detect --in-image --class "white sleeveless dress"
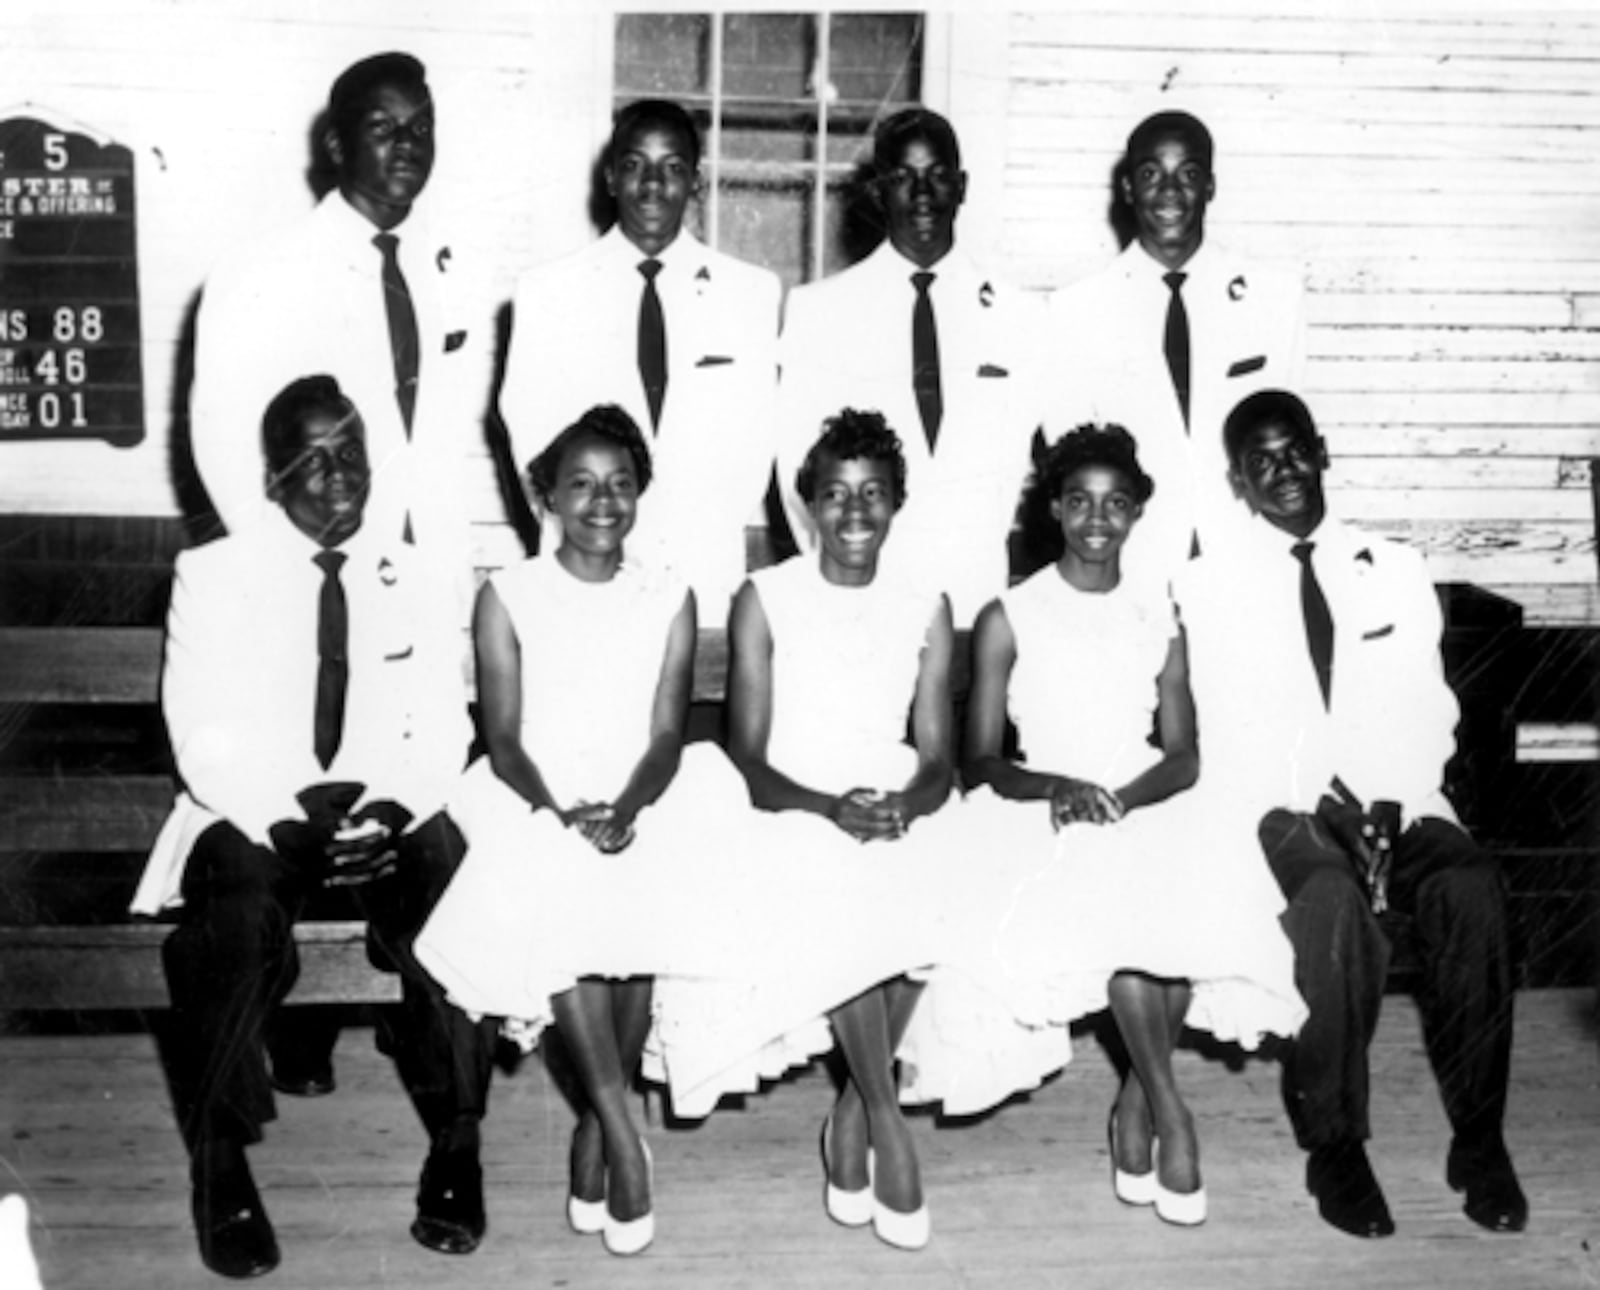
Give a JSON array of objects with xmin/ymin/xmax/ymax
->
[
  {"xmin": 415, "ymin": 556, "xmax": 748, "ymax": 1023},
  {"xmin": 897, "ymin": 567, "xmax": 1306, "ymax": 1114},
  {"xmin": 647, "ymin": 557, "xmax": 966, "ymax": 1116},
  {"xmin": 416, "ymin": 554, "xmax": 962, "ymax": 1119}
]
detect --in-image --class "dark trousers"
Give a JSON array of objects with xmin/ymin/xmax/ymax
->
[
  {"xmin": 1259, "ymin": 810, "xmax": 1514, "ymax": 1152},
  {"xmin": 161, "ymin": 812, "xmax": 497, "ymax": 1154}
]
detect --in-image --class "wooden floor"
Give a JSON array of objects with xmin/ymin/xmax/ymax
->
[{"xmin": 4, "ymin": 989, "xmax": 1598, "ymax": 1290}]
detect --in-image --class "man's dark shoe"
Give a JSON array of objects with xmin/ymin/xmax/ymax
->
[
  {"xmin": 410, "ymin": 1146, "xmax": 485, "ymax": 1255},
  {"xmin": 1306, "ymin": 1140, "xmax": 1395, "ymax": 1238},
  {"xmin": 1447, "ymin": 1134, "xmax": 1528, "ymax": 1233},
  {"xmin": 267, "ymin": 1058, "xmax": 335, "ymax": 1098},
  {"xmin": 192, "ymin": 1141, "xmax": 280, "ymax": 1278}
]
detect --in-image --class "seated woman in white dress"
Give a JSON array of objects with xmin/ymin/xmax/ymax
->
[
  {"xmin": 722, "ymin": 409, "xmax": 955, "ymax": 1251},
  {"xmin": 932, "ymin": 423, "xmax": 1304, "ymax": 1228},
  {"xmin": 416, "ymin": 404, "xmax": 696, "ymax": 1257}
]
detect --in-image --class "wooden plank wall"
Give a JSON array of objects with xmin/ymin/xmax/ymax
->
[
  {"xmin": 992, "ymin": 5, "xmax": 1600, "ymax": 625},
  {"xmin": 6, "ymin": 6, "xmax": 1599, "ymax": 623}
]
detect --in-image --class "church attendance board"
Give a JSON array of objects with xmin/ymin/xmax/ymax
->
[{"xmin": 0, "ymin": 110, "xmax": 143, "ymax": 446}]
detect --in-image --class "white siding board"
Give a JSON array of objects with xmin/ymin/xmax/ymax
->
[
  {"xmin": 1307, "ymin": 360, "xmax": 1592, "ymax": 394},
  {"xmin": 994, "ymin": 5, "xmax": 1600, "ymax": 624},
  {"xmin": 1333, "ymin": 456, "xmax": 1584, "ymax": 491},
  {"xmin": 1311, "ymin": 390, "xmax": 1600, "ymax": 427},
  {"xmin": 1312, "ymin": 328, "xmax": 1600, "ymax": 363},
  {"xmin": 4, "ymin": 5, "xmax": 1597, "ymax": 625},
  {"xmin": 1012, "ymin": 10, "xmax": 1600, "ymax": 61},
  {"xmin": 1328, "ymin": 427, "xmax": 1600, "ymax": 458},
  {"xmin": 1312, "ymin": 294, "xmax": 1576, "ymax": 329},
  {"xmin": 1330, "ymin": 488, "xmax": 1590, "ymax": 523}
]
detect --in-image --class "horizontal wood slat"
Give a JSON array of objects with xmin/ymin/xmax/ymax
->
[
  {"xmin": 0, "ymin": 777, "xmax": 174, "ymax": 852},
  {"xmin": 1517, "ymin": 723, "xmax": 1600, "ymax": 764},
  {"xmin": 0, "ymin": 921, "xmax": 397, "ymax": 1010},
  {"xmin": 0, "ymin": 627, "xmax": 163, "ymax": 704},
  {"xmin": 996, "ymin": 6, "xmax": 1600, "ymax": 626},
  {"xmin": 0, "ymin": 626, "xmax": 964, "ymax": 722}
]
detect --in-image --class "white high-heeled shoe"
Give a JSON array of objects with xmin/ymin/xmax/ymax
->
[
  {"xmin": 566, "ymin": 1193, "xmax": 606, "ymax": 1236},
  {"xmin": 868, "ymin": 1148, "xmax": 930, "ymax": 1251},
  {"xmin": 602, "ymin": 1140, "xmax": 655, "ymax": 1256},
  {"xmin": 1110, "ymin": 1112, "xmax": 1157, "ymax": 1207},
  {"xmin": 0, "ymin": 1196, "xmax": 42, "ymax": 1290},
  {"xmin": 1154, "ymin": 1179, "xmax": 1208, "ymax": 1227},
  {"xmin": 821, "ymin": 1115, "xmax": 872, "ymax": 1227},
  {"xmin": 567, "ymin": 1122, "xmax": 606, "ymax": 1234},
  {"xmin": 1151, "ymin": 1136, "xmax": 1207, "ymax": 1227}
]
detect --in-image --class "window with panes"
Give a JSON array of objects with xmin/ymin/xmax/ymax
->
[{"xmin": 614, "ymin": 12, "xmax": 925, "ymax": 289}]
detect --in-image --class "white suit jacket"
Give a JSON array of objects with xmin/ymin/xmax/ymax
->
[
  {"xmin": 189, "ymin": 194, "xmax": 489, "ymax": 594},
  {"xmin": 778, "ymin": 241, "xmax": 1048, "ymax": 627},
  {"xmin": 1049, "ymin": 241, "xmax": 1307, "ymax": 593},
  {"xmin": 500, "ymin": 228, "xmax": 781, "ymax": 618},
  {"xmin": 1177, "ymin": 513, "xmax": 1460, "ymax": 829},
  {"xmin": 132, "ymin": 513, "xmax": 473, "ymax": 913}
]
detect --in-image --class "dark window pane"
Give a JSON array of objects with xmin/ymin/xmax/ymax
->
[
  {"xmin": 719, "ymin": 170, "xmax": 814, "ymax": 289},
  {"xmin": 616, "ymin": 13, "xmax": 711, "ymax": 96},
  {"xmin": 830, "ymin": 13, "xmax": 922, "ymax": 105},
  {"xmin": 722, "ymin": 13, "xmax": 815, "ymax": 100}
]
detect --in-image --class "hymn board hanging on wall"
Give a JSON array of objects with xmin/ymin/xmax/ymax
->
[{"xmin": 0, "ymin": 109, "xmax": 144, "ymax": 446}]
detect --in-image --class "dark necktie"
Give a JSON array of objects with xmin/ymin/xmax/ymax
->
[
  {"xmin": 374, "ymin": 232, "xmax": 420, "ymax": 437},
  {"xmin": 313, "ymin": 549, "xmax": 349, "ymax": 769},
  {"xmin": 910, "ymin": 271, "xmax": 943, "ymax": 450},
  {"xmin": 1292, "ymin": 540, "xmax": 1335, "ymax": 708},
  {"xmin": 1163, "ymin": 270, "xmax": 1191, "ymax": 429},
  {"xmin": 638, "ymin": 258, "xmax": 668, "ymax": 431}
]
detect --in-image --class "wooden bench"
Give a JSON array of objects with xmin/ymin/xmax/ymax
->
[
  {"xmin": 0, "ymin": 625, "xmax": 747, "ymax": 1012},
  {"xmin": 2, "ymin": 596, "xmax": 1590, "ymax": 1014},
  {"xmin": 0, "ymin": 626, "xmax": 384, "ymax": 1008},
  {"xmin": 0, "ymin": 624, "xmax": 979, "ymax": 1013}
]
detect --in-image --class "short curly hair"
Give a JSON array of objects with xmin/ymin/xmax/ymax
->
[
  {"xmin": 1037, "ymin": 423, "xmax": 1154, "ymax": 505},
  {"xmin": 527, "ymin": 403, "xmax": 653, "ymax": 501},
  {"xmin": 795, "ymin": 408, "xmax": 908, "ymax": 510}
]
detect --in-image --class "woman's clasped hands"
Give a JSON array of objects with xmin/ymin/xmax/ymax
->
[
  {"xmin": 831, "ymin": 787, "xmax": 909, "ymax": 843},
  {"xmin": 562, "ymin": 801, "xmax": 638, "ymax": 854},
  {"xmin": 1047, "ymin": 777, "xmax": 1125, "ymax": 830}
]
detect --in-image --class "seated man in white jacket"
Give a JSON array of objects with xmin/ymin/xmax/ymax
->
[
  {"xmin": 136, "ymin": 375, "xmax": 494, "ymax": 1278},
  {"xmin": 1179, "ymin": 389, "xmax": 1525, "ymax": 1240}
]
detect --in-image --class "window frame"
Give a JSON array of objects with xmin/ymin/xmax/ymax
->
[{"xmin": 612, "ymin": 10, "xmax": 947, "ymax": 284}]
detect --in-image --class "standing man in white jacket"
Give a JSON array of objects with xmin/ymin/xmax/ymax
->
[
  {"xmin": 1050, "ymin": 111, "xmax": 1307, "ymax": 592},
  {"xmin": 188, "ymin": 51, "xmax": 487, "ymax": 603},
  {"xmin": 777, "ymin": 108, "xmax": 1048, "ymax": 628},
  {"xmin": 499, "ymin": 98, "xmax": 781, "ymax": 621}
]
